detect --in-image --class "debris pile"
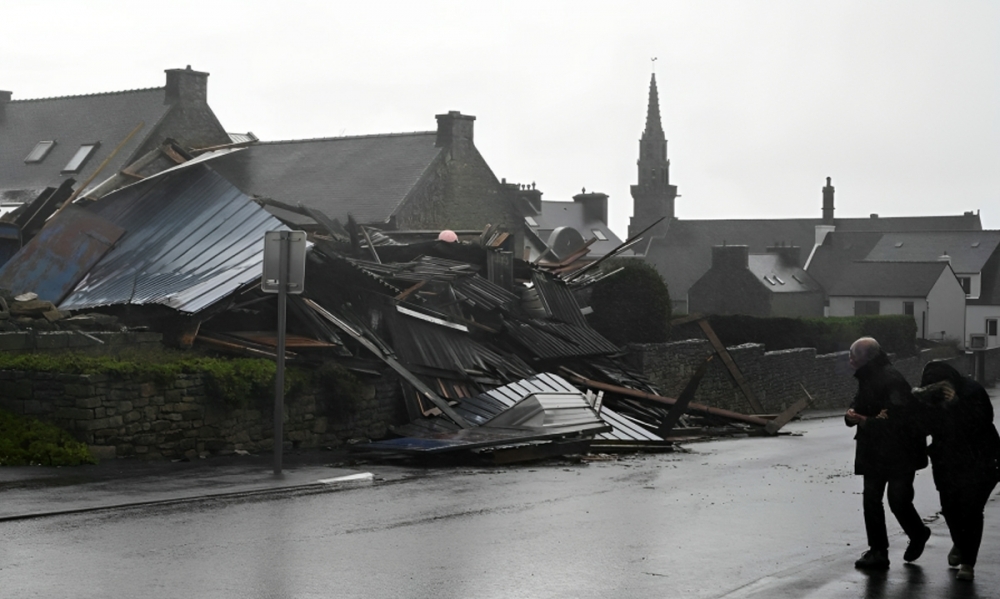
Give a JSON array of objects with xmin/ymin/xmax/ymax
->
[{"xmin": 0, "ymin": 159, "xmax": 807, "ymax": 463}]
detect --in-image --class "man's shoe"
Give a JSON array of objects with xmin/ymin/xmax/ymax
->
[
  {"xmin": 903, "ymin": 526, "xmax": 931, "ymax": 562},
  {"xmin": 855, "ymin": 549, "xmax": 890, "ymax": 570},
  {"xmin": 948, "ymin": 545, "xmax": 962, "ymax": 568},
  {"xmin": 957, "ymin": 564, "xmax": 974, "ymax": 581}
]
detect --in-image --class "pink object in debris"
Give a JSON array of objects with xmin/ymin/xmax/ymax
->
[{"xmin": 438, "ymin": 230, "xmax": 458, "ymax": 243}]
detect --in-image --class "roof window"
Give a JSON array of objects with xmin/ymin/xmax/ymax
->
[
  {"xmin": 894, "ymin": 242, "xmax": 903, "ymax": 248},
  {"xmin": 592, "ymin": 229, "xmax": 608, "ymax": 241},
  {"xmin": 972, "ymin": 241, "xmax": 981, "ymax": 248},
  {"xmin": 62, "ymin": 143, "xmax": 100, "ymax": 174},
  {"xmin": 525, "ymin": 216, "xmax": 538, "ymax": 227},
  {"xmin": 24, "ymin": 140, "xmax": 55, "ymax": 163},
  {"xmin": 774, "ymin": 275, "xmax": 785, "ymax": 285}
]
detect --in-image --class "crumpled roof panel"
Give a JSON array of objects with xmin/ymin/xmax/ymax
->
[{"xmin": 60, "ymin": 165, "xmax": 288, "ymax": 314}]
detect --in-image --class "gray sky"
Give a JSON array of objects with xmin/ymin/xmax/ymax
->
[{"xmin": 3, "ymin": 1, "xmax": 998, "ymax": 236}]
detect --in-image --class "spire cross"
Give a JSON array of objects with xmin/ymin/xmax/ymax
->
[{"xmin": 651, "ymin": 57, "xmax": 657, "ymax": 73}]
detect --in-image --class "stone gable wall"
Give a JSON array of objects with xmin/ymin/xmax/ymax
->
[{"xmin": 0, "ymin": 369, "xmax": 406, "ymax": 461}]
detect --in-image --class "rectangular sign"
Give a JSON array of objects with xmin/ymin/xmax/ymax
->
[{"xmin": 261, "ymin": 230, "xmax": 307, "ymax": 294}]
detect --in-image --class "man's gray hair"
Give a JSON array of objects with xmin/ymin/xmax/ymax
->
[{"xmin": 850, "ymin": 336, "xmax": 881, "ymax": 366}]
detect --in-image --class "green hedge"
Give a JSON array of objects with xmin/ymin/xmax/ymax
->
[
  {"xmin": 0, "ymin": 409, "xmax": 96, "ymax": 466},
  {"xmin": 670, "ymin": 314, "xmax": 917, "ymax": 356}
]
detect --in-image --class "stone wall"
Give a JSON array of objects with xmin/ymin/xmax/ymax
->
[
  {"xmin": 628, "ymin": 340, "xmax": 974, "ymax": 414},
  {"xmin": 0, "ymin": 368, "xmax": 407, "ymax": 460}
]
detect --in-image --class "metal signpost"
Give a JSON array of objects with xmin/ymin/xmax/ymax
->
[{"xmin": 262, "ymin": 230, "xmax": 307, "ymax": 475}]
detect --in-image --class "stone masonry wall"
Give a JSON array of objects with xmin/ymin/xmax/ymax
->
[
  {"xmin": 0, "ymin": 368, "xmax": 407, "ymax": 461},
  {"xmin": 628, "ymin": 340, "xmax": 977, "ymax": 414}
]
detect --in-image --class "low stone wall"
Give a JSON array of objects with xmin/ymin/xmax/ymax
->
[
  {"xmin": 0, "ymin": 368, "xmax": 406, "ymax": 460},
  {"xmin": 627, "ymin": 340, "xmax": 972, "ymax": 414}
]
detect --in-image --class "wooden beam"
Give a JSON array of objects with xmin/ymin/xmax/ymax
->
[
  {"xmin": 560, "ymin": 368, "xmax": 770, "ymax": 427},
  {"xmin": 656, "ymin": 356, "xmax": 713, "ymax": 437},
  {"xmin": 764, "ymin": 384, "xmax": 815, "ymax": 435},
  {"xmin": 698, "ymin": 319, "xmax": 766, "ymax": 414}
]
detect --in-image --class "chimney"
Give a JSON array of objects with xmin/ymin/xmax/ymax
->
[
  {"xmin": 165, "ymin": 65, "xmax": 209, "ymax": 105},
  {"xmin": 0, "ymin": 90, "xmax": 10, "ymax": 123},
  {"xmin": 822, "ymin": 177, "xmax": 835, "ymax": 224},
  {"xmin": 573, "ymin": 190, "xmax": 609, "ymax": 225},
  {"xmin": 435, "ymin": 111, "xmax": 475, "ymax": 148},
  {"xmin": 766, "ymin": 243, "xmax": 801, "ymax": 267},
  {"xmin": 712, "ymin": 245, "xmax": 749, "ymax": 271}
]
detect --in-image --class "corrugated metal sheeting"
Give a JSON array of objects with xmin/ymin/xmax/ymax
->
[{"xmin": 60, "ymin": 165, "xmax": 288, "ymax": 314}]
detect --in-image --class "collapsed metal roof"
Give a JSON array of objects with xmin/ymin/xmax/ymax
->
[{"xmin": 59, "ymin": 164, "xmax": 288, "ymax": 314}]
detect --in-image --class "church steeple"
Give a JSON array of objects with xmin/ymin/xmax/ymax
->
[
  {"xmin": 644, "ymin": 73, "xmax": 664, "ymax": 137},
  {"xmin": 629, "ymin": 72, "xmax": 678, "ymax": 239}
]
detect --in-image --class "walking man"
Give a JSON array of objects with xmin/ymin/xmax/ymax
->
[{"xmin": 845, "ymin": 337, "xmax": 930, "ymax": 570}]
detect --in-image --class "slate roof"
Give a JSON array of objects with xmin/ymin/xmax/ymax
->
[
  {"xmin": 747, "ymin": 254, "xmax": 822, "ymax": 293},
  {"xmin": 826, "ymin": 261, "xmax": 952, "ymax": 297},
  {"xmin": 644, "ymin": 213, "xmax": 982, "ymax": 305},
  {"xmin": 0, "ymin": 89, "xmax": 172, "ymax": 201},
  {"xmin": 207, "ymin": 133, "xmax": 444, "ymax": 224},
  {"xmin": 805, "ymin": 231, "xmax": 885, "ymax": 292},
  {"xmin": 862, "ymin": 231, "xmax": 1000, "ymax": 274}
]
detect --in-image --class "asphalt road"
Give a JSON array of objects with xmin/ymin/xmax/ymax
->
[{"xmin": 1, "ymin": 415, "xmax": 996, "ymax": 599}]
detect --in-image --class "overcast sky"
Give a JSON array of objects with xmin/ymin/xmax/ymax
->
[{"xmin": 3, "ymin": 1, "xmax": 997, "ymax": 236}]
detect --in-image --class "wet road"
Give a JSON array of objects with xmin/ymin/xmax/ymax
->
[{"xmin": 0, "ymin": 417, "xmax": 965, "ymax": 598}]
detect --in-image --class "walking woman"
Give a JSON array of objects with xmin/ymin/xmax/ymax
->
[{"xmin": 914, "ymin": 361, "xmax": 1000, "ymax": 581}]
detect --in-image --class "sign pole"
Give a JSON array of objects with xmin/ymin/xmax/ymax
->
[{"xmin": 273, "ymin": 232, "xmax": 289, "ymax": 475}]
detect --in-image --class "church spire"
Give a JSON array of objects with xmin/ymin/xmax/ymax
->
[
  {"xmin": 629, "ymin": 70, "xmax": 678, "ymax": 239},
  {"xmin": 644, "ymin": 73, "xmax": 664, "ymax": 138}
]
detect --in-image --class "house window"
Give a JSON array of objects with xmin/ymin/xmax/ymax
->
[
  {"xmin": 903, "ymin": 301, "xmax": 914, "ymax": 316},
  {"xmin": 989, "ymin": 319, "xmax": 998, "ymax": 337},
  {"xmin": 24, "ymin": 140, "xmax": 55, "ymax": 163},
  {"xmin": 62, "ymin": 143, "xmax": 100, "ymax": 173},
  {"xmin": 854, "ymin": 300, "xmax": 880, "ymax": 315},
  {"xmin": 957, "ymin": 276, "xmax": 972, "ymax": 295},
  {"xmin": 592, "ymin": 229, "xmax": 608, "ymax": 241}
]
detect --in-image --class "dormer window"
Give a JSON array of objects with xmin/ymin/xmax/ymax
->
[
  {"xmin": 25, "ymin": 140, "xmax": 55, "ymax": 163},
  {"xmin": 62, "ymin": 143, "xmax": 99, "ymax": 173}
]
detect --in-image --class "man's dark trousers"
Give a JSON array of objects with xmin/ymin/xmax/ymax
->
[{"xmin": 863, "ymin": 470, "xmax": 924, "ymax": 551}]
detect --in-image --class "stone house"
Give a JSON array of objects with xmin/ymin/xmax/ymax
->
[
  {"xmin": 688, "ymin": 244, "xmax": 825, "ymax": 318},
  {"xmin": 0, "ymin": 66, "xmax": 231, "ymax": 205},
  {"xmin": 206, "ymin": 111, "xmax": 525, "ymax": 253}
]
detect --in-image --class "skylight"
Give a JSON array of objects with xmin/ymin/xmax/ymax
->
[
  {"xmin": 62, "ymin": 143, "xmax": 100, "ymax": 173},
  {"xmin": 525, "ymin": 216, "xmax": 538, "ymax": 227},
  {"xmin": 24, "ymin": 140, "xmax": 55, "ymax": 163},
  {"xmin": 592, "ymin": 229, "xmax": 608, "ymax": 241}
]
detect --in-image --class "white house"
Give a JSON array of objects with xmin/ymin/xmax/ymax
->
[{"xmin": 826, "ymin": 261, "xmax": 967, "ymax": 347}]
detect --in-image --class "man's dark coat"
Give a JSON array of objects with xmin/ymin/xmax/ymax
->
[{"xmin": 846, "ymin": 352, "xmax": 928, "ymax": 475}]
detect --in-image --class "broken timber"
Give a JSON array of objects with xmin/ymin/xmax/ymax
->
[
  {"xmin": 560, "ymin": 368, "xmax": 771, "ymax": 428},
  {"xmin": 302, "ymin": 298, "xmax": 472, "ymax": 429},
  {"xmin": 697, "ymin": 319, "xmax": 766, "ymax": 414},
  {"xmin": 656, "ymin": 356, "xmax": 713, "ymax": 437}
]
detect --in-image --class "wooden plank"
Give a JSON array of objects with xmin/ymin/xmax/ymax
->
[
  {"xmin": 698, "ymin": 319, "xmax": 766, "ymax": 414},
  {"xmin": 764, "ymin": 385, "xmax": 815, "ymax": 435},
  {"xmin": 656, "ymin": 356, "xmax": 713, "ymax": 437}
]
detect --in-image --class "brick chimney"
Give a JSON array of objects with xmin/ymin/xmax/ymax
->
[
  {"xmin": 0, "ymin": 90, "xmax": 10, "ymax": 124},
  {"xmin": 711, "ymin": 245, "xmax": 749, "ymax": 271},
  {"xmin": 573, "ymin": 190, "xmax": 609, "ymax": 225},
  {"xmin": 822, "ymin": 176, "xmax": 835, "ymax": 225},
  {"xmin": 165, "ymin": 66, "xmax": 209, "ymax": 105},
  {"xmin": 435, "ymin": 111, "xmax": 475, "ymax": 148}
]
